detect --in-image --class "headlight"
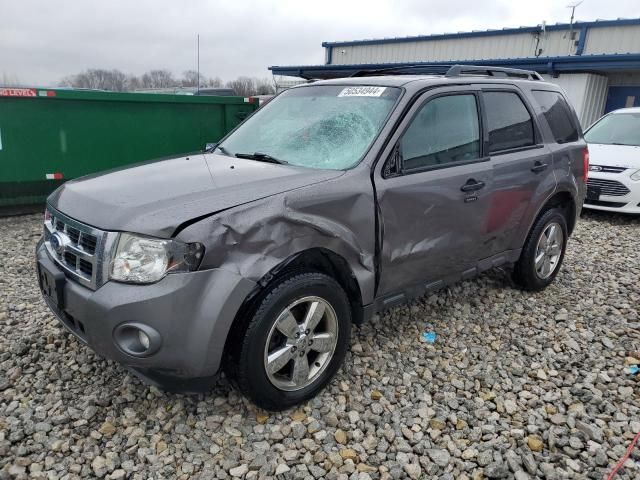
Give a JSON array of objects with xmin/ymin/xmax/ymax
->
[
  {"xmin": 110, "ymin": 233, "xmax": 204, "ymax": 284},
  {"xmin": 631, "ymin": 169, "xmax": 640, "ymax": 181}
]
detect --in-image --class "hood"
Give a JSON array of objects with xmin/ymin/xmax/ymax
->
[
  {"xmin": 49, "ymin": 153, "xmax": 344, "ymax": 237},
  {"xmin": 587, "ymin": 143, "xmax": 640, "ymax": 169}
]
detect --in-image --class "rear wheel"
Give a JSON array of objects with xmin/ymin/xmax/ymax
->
[
  {"xmin": 225, "ymin": 272, "xmax": 351, "ymax": 410},
  {"xmin": 512, "ymin": 208, "xmax": 568, "ymax": 291}
]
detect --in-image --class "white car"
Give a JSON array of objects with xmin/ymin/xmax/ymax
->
[{"xmin": 583, "ymin": 107, "xmax": 640, "ymax": 214}]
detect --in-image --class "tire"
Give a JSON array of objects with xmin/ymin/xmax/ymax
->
[
  {"xmin": 225, "ymin": 272, "xmax": 351, "ymax": 410},
  {"xmin": 512, "ymin": 208, "xmax": 568, "ymax": 291}
]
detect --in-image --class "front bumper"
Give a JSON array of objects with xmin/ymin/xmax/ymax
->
[
  {"xmin": 36, "ymin": 240, "xmax": 256, "ymax": 387},
  {"xmin": 583, "ymin": 171, "xmax": 640, "ymax": 214}
]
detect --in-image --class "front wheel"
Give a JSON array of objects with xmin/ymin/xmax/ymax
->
[
  {"xmin": 225, "ymin": 272, "xmax": 351, "ymax": 410},
  {"xmin": 512, "ymin": 208, "xmax": 568, "ymax": 291}
]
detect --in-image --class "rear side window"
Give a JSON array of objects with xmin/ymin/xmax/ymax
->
[
  {"xmin": 484, "ymin": 92, "xmax": 535, "ymax": 153},
  {"xmin": 532, "ymin": 90, "xmax": 580, "ymax": 144},
  {"xmin": 400, "ymin": 94, "xmax": 481, "ymax": 171}
]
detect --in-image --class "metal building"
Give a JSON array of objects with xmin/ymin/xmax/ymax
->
[{"xmin": 270, "ymin": 18, "xmax": 640, "ymax": 127}]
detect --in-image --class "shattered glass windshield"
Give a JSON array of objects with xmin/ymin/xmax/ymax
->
[{"xmin": 219, "ymin": 85, "xmax": 401, "ymax": 170}]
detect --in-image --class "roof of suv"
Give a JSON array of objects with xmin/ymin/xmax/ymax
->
[
  {"xmin": 313, "ymin": 75, "xmax": 549, "ymax": 87},
  {"xmin": 291, "ymin": 65, "xmax": 556, "ymax": 90}
]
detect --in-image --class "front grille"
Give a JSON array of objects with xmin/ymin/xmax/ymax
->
[
  {"xmin": 585, "ymin": 199, "xmax": 628, "ymax": 208},
  {"xmin": 44, "ymin": 207, "xmax": 110, "ymax": 290},
  {"xmin": 587, "ymin": 178, "xmax": 631, "ymax": 197},
  {"xmin": 590, "ymin": 165, "xmax": 627, "ymax": 174}
]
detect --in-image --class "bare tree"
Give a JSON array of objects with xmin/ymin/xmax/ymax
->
[
  {"xmin": 140, "ymin": 70, "xmax": 175, "ymax": 89},
  {"xmin": 181, "ymin": 70, "xmax": 200, "ymax": 87},
  {"xmin": 225, "ymin": 76, "xmax": 257, "ymax": 97},
  {"xmin": 126, "ymin": 74, "xmax": 142, "ymax": 91},
  {"xmin": 207, "ymin": 76, "xmax": 223, "ymax": 88},
  {"xmin": 60, "ymin": 69, "xmax": 128, "ymax": 91},
  {"xmin": 1, "ymin": 73, "xmax": 22, "ymax": 86},
  {"xmin": 58, "ymin": 69, "xmax": 276, "ymax": 95},
  {"xmin": 255, "ymin": 77, "xmax": 276, "ymax": 95}
]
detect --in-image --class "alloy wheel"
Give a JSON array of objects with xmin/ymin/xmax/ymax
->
[
  {"xmin": 534, "ymin": 222, "xmax": 564, "ymax": 279},
  {"xmin": 263, "ymin": 296, "xmax": 339, "ymax": 391}
]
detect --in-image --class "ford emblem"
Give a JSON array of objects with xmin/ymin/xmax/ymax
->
[
  {"xmin": 589, "ymin": 165, "xmax": 602, "ymax": 172},
  {"xmin": 50, "ymin": 232, "xmax": 65, "ymax": 255}
]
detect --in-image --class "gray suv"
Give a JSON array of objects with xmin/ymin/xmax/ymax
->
[{"xmin": 36, "ymin": 66, "xmax": 588, "ymax": 410}]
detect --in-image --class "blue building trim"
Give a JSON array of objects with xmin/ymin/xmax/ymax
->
[
  {"xmin": 575, "ymin": 26, "xmax": 588, "ymax": 56},
  {"xmin": 269, "ymin": 53, "xmax": 640, "ymax": 79},
  {"xmin": 320, "ymin": 18, "xmax": 640, "ymax": 48}
]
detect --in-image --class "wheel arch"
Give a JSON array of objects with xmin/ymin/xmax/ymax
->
[
  {"xmin": 222, "ymin": 248, "xmax": 365, "ymax": 369},
  {"xmin": 526, "ymin": 190, "xmax": 578, "ymax": 240},
  {"xmin": 538, "ymin": 190, "xmax": 577, "ymax": 235}
]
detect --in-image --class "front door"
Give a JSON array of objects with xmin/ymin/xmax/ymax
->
[{"xmin": 375, "ymin": 88, "xmax": 494, "ymax": 297}]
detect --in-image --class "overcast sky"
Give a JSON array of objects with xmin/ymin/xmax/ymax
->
[{"xmin": 2, "ymin": 0, "xmax": 639, "ymax": 86}]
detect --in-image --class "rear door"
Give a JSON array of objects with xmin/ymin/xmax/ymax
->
[
  {"xmin": 480, "ymin": 87, "xmax": 556, "ymax": 255},
  {"xmin": 375, "ymin": 86, "xmax": 494, "ymax": 298}
]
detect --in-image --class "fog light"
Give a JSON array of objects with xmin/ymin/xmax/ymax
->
[
  {"xmin": 113, "ymin": 323, "xmax": 161, "ymax": 357},
  {"xmin": 138, "ymin": 331, "xmax": 150, "ymax": 350}
]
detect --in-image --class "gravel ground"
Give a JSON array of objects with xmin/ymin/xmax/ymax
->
[{"xmin": 1, "ymin": 211, "xmax": 639, "ymax": 480}]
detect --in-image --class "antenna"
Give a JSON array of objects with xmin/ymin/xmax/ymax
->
[
  {"xmin": 566, "ymin": 1, "xmax": 583, "ymax": 54},
  {"xmin": 567, "ymin": 1, "xmax": 582, "ymax": 25},
  {"xmin": 197, "ymin": 34, "xmax": 200, "ymax": 94}
]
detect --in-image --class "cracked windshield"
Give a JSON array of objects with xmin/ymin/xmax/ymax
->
[{"xmin": 219, "ymin": 85, "xmax": 401, "ymax": 169}]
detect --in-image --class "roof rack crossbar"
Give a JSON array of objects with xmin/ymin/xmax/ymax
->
[{"xmin": 445, "ymin": 65, "xmax": 544, "ymax": 80}]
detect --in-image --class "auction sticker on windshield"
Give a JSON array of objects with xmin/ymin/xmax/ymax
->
[{"xmin": 338, "ymin": 86, "xmax": 386, "ymax": 97}]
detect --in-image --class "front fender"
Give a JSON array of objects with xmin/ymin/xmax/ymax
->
[{"xmin": 176, "ymin": 171, "xmax": 377, "ymax": 304}]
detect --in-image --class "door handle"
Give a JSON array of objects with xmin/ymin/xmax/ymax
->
[
  {"xmin": 531, "ymin": 161, "xmax": 549, "ymax": 173},
  {"xmin": 460, "ymin": 179, "xmax": 486, "ymax": 192}
]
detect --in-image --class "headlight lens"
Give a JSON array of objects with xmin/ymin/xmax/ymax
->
[
  {"xmin": 110, "ymin": 233, "xmax": 204, "ymax": 284},
  {"xmin": 631, "ymin": 169, "xmax": 640, "ymax": 181}
]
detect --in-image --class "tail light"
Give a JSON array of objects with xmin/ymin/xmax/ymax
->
[{"xmin": 582, "ymin": 148, "xmax": 589, "ymax": 182}]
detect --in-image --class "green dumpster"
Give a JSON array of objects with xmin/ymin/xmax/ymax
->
[{"xmin": 0, "ymin": 87, "xmax": 258, "ymax": 209}]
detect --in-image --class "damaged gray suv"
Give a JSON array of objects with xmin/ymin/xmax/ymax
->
[{"xmin": 37, "ymin": 66, "xmax": 587, "ymax": 409}]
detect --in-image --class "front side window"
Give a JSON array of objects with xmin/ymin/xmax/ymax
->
[
  {"xmin": 218, "ymin": 85, "xmax": 401, "ymax": 170},
  {"xmin": 485, "ymin": 91, "xmax": 535, "ymax": 153},
  {"xmin": 532, "ymin": 90, "xmax": 580, "ymax": 144},
  {"xmin": 400, "ymin": 94, "xmax": 481, "ymax": 171},
  {"xmin": 584, "ymin": 112, "xmax": 640, "ymax": 146}
]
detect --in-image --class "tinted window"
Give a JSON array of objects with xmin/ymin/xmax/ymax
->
[
  {"xmin": 401, "ymin": 94, "xmax": 480, "ymax": 170},
  {"xmin": 532, "ymin": 90, "xmax": 579, "ymax": 144},
  {"xmin": 485, "ymin": 92, "xmax": 535, "ymax": 153}
]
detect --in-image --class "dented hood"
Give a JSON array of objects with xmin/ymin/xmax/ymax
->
[{"xmin": 49, "ymin": 152, "xmax": 344, "ymax": 237}]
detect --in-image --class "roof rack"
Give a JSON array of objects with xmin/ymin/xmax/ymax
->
[
  {"xmin": 348, "ymin": 63, "xmax": 544, "ymax": 81},
  {"xmin": 350, "ymin": 64, "xmax": 454, "ymax": 77},
  {"xmin": 445, "ymin": 65, "xmax": 544, "ymax": 80}
]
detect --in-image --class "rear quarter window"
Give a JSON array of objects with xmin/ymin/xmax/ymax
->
[
  {"xmin": 484, "ymin": 91, "xmax": 535, "ymax": 153},
  {"xmin": 532, "ymin": 90, "xmax": 580, "ymax": 144}
]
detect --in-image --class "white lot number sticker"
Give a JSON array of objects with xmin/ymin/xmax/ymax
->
[{"xmin": 338, "ymin": 86, "xmax": 386, "ymax": 97}]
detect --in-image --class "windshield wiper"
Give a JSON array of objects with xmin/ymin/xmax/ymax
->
[{"xmin": 234, "ymin": 152, "xmax": 288, "ymax": 165}]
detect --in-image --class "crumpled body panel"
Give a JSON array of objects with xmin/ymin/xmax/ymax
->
[{"xmin": 176, "ymin": 169, "xmax": 378, "ymax": 304}]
